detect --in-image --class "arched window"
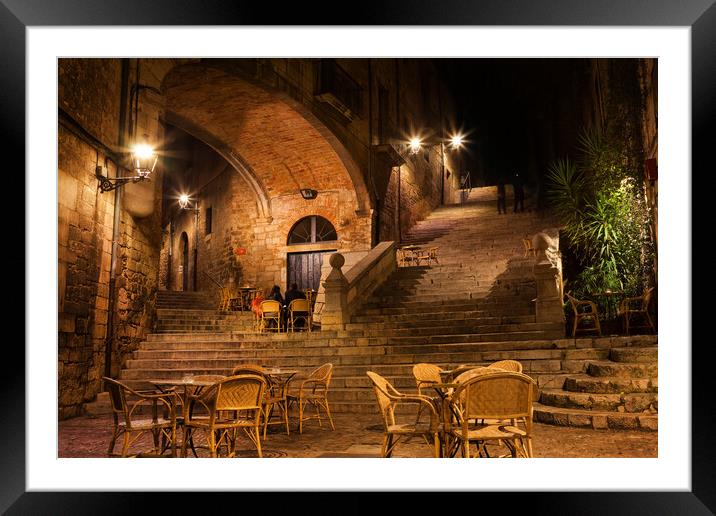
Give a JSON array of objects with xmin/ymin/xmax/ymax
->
[{"xmin": 287, "ymin": 216, "xmax": 337, "ymax": 245}]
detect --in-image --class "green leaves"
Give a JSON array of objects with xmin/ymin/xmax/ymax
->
[{"xmin": 546, "ymin": 126, "xmax": 655, "ymax": 303}]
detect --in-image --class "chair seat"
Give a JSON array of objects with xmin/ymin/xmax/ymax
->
[
  {"xmin": 387, "ymin": 423, "xmax": 435, "ymax": 435},
  {"xmin": 186, "ymin": 415, "xmax": 260, "ymax": 429},
  {"xmin": 119, "ymin": 417, "xmax": 174, "ymax": 430},
  {"xmin": 452, "ymin": 423, "xmax": 527, "ymax": 441}
]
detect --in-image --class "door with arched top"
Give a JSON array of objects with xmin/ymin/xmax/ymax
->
[{"xmin": 286, "ymin": 216, "xmax": 338, "ymax": 292}]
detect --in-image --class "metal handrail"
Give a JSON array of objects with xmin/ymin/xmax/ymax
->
[
  {"xmin": 202, "ymin": 270, "xmax": 223, "ymax": 290},
  {"xmin": 460, "ymin": 172, "xmax": 472, "ymax": 203}
]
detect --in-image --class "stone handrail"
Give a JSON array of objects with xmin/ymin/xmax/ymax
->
[{"xmin": 320, "ymin": 241, "xmax": 397, "ymax": 330}]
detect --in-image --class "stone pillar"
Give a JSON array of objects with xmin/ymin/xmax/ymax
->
[
  {"xmin": 321, "ymin": 253, "xmax": 349, "ymax": 330},
  {"xmin": 532, "ymin": 230, "xmax": 566, "ymax": 327}
]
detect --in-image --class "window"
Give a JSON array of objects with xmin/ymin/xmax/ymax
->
[
  {"xmin": 287, "ymin": 216, "xmax": 337, "ymax": 245},
  {"xmin": 205, "ymin": 207, "xmax": 212, "ymax": 235}
]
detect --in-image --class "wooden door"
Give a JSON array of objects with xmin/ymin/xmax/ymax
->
[{"xmin": 287, "ymin": 250, "xmax": 336, "ymax": 292}]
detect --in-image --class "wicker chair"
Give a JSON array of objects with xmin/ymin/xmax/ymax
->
[
  {"xmin": 412, "ymin": 363, "xmax": 443, "ymax": 424},
  {"xmin": 287, "ymin": 363, "xmax": 335, "ymax": 434},
  {"xmin": 260, "ymin": 299, "xmax": 282, "ymax": 333},
  {"xmin": 230, "ymin": 364, "xmax": 291, "ymax": 438},
  {"xmin": 366, "ymin": 371, "xmax": 441, "ymax": 458},
  {"xmin": 522, "ymin": 238, "xmax": 536, "ymax": 258},
  {"xmin": 565, "ymin": 292, "xmax": 602, "ymax": 337},
  {"xmin": 416, "ymin": 246, "xmax": 439, "ymax": 266},
  {"xmin": 102, "ymin": 377, "xmax": 178, "ymax": 458},
  {"xmin": 618, "ymin": 287, "xmax": 656, "ymax": 335},
  {"xmin": 487, "ymin": 359, "xmax": 523, "ymax": 373},
  {"xmin": 181, "ymin": 374, "xmax": 267, "ymax": 458},
  {"xmin": 448, "ymin": 371, "xmax": 537, "ymax": 458},
  {"xmin": 287, "ymin": 298, "xmax": 312, "ymax": 333}
]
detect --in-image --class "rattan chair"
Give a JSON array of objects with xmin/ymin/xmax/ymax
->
[
  {"xmin": 230, "ymin": 364, "xmax": 290, "ymax": 438},
  {"xmin": 366, "ymin": 371, "xmax": 441, "ymax": 458},
  {"xmin": 566, "ymin": 292, "xmax": 602, "ymax": 337},
  {"xmin": 618, "ymin": 287, "xmax": 656, "ymax": 335},
  {"xmin": 487, "ymin": 359, "xmax": 523, "ymax": 373},
  {"xmin": 415, "ymin": 246, "xmax": 439, "ymax": 266},
  {"xmin": 102, "ymin": 377, "xmax": 178, "ymax": 458},
  {"xmin": 448, "ymin": 371, "xmax": 537, "ymax": 458},
  {"xmin": 287, "ymin": 298, "xmax": 312, "ymax": 333},
  {"xmin": 522, "ymin": 238, "xmax": 536, "ymax": 258},
  {"xmin": 287, "ymin": 363, "xmax": 335, "ymax": 434},
  {"xmin": 412, "ymin": 363, "xmax": 443, "ymax": 424},
  {"xmin": 259, "ymin": 299, "xmax": 282, "ymax": 333},
  {"xmin": 181, "ymin": 374, "xmax": 267, "ymax": 458}
]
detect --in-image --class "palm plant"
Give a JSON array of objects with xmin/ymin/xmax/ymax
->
[{"xmin": 547, "ymin": 127, "xmax": 655, "ymax": 307}]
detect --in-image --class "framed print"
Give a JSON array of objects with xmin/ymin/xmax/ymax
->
[{"xmin": 5, "ymin": 0, "xmax": 711, "ymax": 512}]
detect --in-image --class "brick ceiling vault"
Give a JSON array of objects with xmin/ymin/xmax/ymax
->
[{"xmin": 161, "ymin": 64, "xmax": 369, "ymax": 220}]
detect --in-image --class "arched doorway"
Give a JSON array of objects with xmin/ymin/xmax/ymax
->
[
  {"xmin": 286, "ymin": 216, "xmax": 338, "ymax": 292},
  {"xmin": 180, "ymin": 232, "xmax": 189, "ymax": 291}
]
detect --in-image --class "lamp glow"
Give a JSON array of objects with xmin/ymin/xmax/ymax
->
[
  {"xmin": 131, "ymin": 143, "xmax": 158, "ymax": 179},
  {"xmin": 179, "ymin": 194, "xmax": 190, "ymax": 209},
  {"xmin": 409, "ymin": 137, "xmax": 422, "ymax": 154},
  {"xmin": 450, "ymin": 134, "xmax": 464, "ymax": 149}
]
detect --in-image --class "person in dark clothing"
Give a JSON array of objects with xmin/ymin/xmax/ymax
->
[
  {"xmin": 513, "ymin": 172, "xmax": 525, "ymax": 213},
  {"xmin": 266, "ymin": 285, "xmax": 284, "ymax": 329},
  {"xmin": 285, "ymin": 283, "xmax": 308, "ymax": 329},
  {"xmin": 267, "ymin": 284, "xmax": 284, "ymax": 305},
  {"xmin": 496, "ymin": 180, "xmax": 507, "ymax": 214},
  {"xmin": 285, "ymin": 283, "xmax": 306, "ymax": 306}
]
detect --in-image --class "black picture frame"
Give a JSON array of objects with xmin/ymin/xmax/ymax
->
[{"xmin": 5, "ymin": 0, "xmax": 709, "ymax": 513}]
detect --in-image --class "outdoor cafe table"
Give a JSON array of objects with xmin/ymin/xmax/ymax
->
[
  {"xmin": 420, "ymin": 381, "xmax": 462, "ymax": 458},
  {"xmin": 150, "ymin": 375, "xmax": 226, "ymax": 457}
]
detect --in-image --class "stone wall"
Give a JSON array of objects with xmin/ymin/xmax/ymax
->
[{"xmin": 58, "ymin": 58, "xmax": 164, "ymax": 419}]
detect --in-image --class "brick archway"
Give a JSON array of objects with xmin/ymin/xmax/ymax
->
[{"xmin": 161, "ymin": 63, "xmax": 369, "ymax": 221}]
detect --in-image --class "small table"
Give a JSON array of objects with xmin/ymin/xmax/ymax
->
[
  {"xmin": 150, "ymin": 375, "xmax": 226, "ymax": 457},
  {"xmin": 422, "ymin": 382, "xmax": 461, "ymax": 457},
  {"xmin": 592, "ymin": 290, "xmax": 625, "ymax": 334},
  {"xmin": 260, "ymin": 368, "xmax": 298, "ymax": 435},
  {"xmin": 231, "ymin": 287, "xmax": 258, "ymax": 311}
]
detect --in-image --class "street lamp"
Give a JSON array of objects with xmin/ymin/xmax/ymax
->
[{"xmin": 96, "ymin": 142, "xmax": 158, "ymax": 192}]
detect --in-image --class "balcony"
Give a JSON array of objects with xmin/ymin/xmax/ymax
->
[{"xmin": 314, "ymin": 59, "xmax": 362, "ymax": 122}]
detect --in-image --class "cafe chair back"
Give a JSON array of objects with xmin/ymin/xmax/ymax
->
[
  {"xmin": 366, "ymin": 371, "xmax": 441, "ymax": 458},
  {"xmin": 287, "ymin": 363, "xmax": 335, "ymax": 434},
  {"xmin": 618, "ymin": 287, "xmax": 656, "ymax": 335},
  {"xmin": 260, "ymin": 299, "xmax": 282, "ymax": 332},
  {"xmin": 287, "ymin": 298, "xmax": 312, "ymax": 333},
  {"xmin": 182, "ymin": 374, "xmax": 267, "ymax": 458},
  {"xmin": 102, "ymin": 376, "xmax": 178, "ymax": 458},
  {"xmin": 565, "ymin": 292, "xmax": 602, "ymax": 337},
  {"xmin": 449, "ymin": 371, "xmax": 537, "ymax": 458},
  {"xmin": 487, "ymin": 359, "xmax": 523, "ymax": 373}
]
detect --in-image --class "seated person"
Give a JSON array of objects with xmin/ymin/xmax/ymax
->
[
  {"xmin": 285, "ymin": 283, "xmax": 307, "ymax": 329},
  {"xmin": 265, "ymin": 285, "xmax": 284, "ymax": 329}
]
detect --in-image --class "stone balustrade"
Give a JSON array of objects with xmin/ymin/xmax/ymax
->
[{"xmin": 321, "ymin": 241, "xmax": 397, "ymax": 330}]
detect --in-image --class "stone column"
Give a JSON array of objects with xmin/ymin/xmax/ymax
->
[
  {"xmin": 321, "ymin": 253, "xmax": 349, "ymax": 330},
  {"xmin": 532, "ymin": 230, "xmax": 566, "ymax": 327}
]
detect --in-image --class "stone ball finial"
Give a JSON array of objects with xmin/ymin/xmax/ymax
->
[
  {"xmin": 532, "ymin": 232, "xmax": 553, "ymax": 252},
  {"xmin": 329, "ymin": 253, "xmax": 345, "ymax": 269}
]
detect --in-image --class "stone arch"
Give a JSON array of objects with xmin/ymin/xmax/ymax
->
[
  {"xmin": 160, "ymin": 63, "xmax": 370, "ymax": 224},
  {"xmin": 287, "ymin": 215, "xmax": 338, "ymax": 245}
]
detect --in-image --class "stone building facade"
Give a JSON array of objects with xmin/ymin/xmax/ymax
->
[{"xmin": 57, "ymin": 57, "xmax": 460, "ymax": 417}]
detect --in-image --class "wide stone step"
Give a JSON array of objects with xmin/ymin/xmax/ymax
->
[
  {"xmin": 386, "ymin": 327, "xmax": 565, "ymax": 345},
  {"xmin": 609, "ymin": 347, "xmax": 658, "ymax": 363},
  {"xmin": 532, "ymin": 402, "xmax": 658, "ymax": 431},
  {"xmin": 351, "ymin": 312, "xmax": 534, "ymax": 325},
  {"xmin": 586, "ymin": 361, "xmax": 658, "ymax": 378},
  {"xmin": 563, "ymin": 374, "xmax": 658, "ymax": 394},
  {"xmin": 539, "ymin": 389, "xmax": 658, "ymax": 413}
]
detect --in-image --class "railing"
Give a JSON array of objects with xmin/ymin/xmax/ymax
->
[
  {"xmin": 314, "ymin": 59, "xmax": 362, "ymax": 119},
  {"xmin": 202, "ymin": 270, "xmax": 224, "ymax": 290},
  {"xmin": 320, "ymin": 242, "xmax": 397, "ymax": 330},
  {"xmin": 459, "ymin": 172, "xmax": 472, "ymax": 203}
]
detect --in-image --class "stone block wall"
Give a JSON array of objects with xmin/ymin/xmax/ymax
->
[{"xmin": 58, "ymin": 58, "xmax": 164, "ymax": 419}]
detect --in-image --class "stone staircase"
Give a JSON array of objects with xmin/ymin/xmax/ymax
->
[
  {"xmin": 154, "ymin": 290, "xmax": 255, "ymax": 333},
  {"xmin": 106, "ymin": 188, "xmax": 657, "ymax": 431},
  {"xmin": 534, "ymin": 344, "xmax": 658, "ymax": 431}
]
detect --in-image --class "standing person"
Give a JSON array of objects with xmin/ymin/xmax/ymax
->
[
  {"xmin": 496, "ymin": 179, "xmax": 507, "ymax": 214},
  {"xmin": 513, "ymin": 171, "xmax": 525, "ymax": 213}
]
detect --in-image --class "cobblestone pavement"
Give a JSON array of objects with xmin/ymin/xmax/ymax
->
[{"xmin": 59, "ymin": 411, "xmax": 657, "ymax": 459}]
